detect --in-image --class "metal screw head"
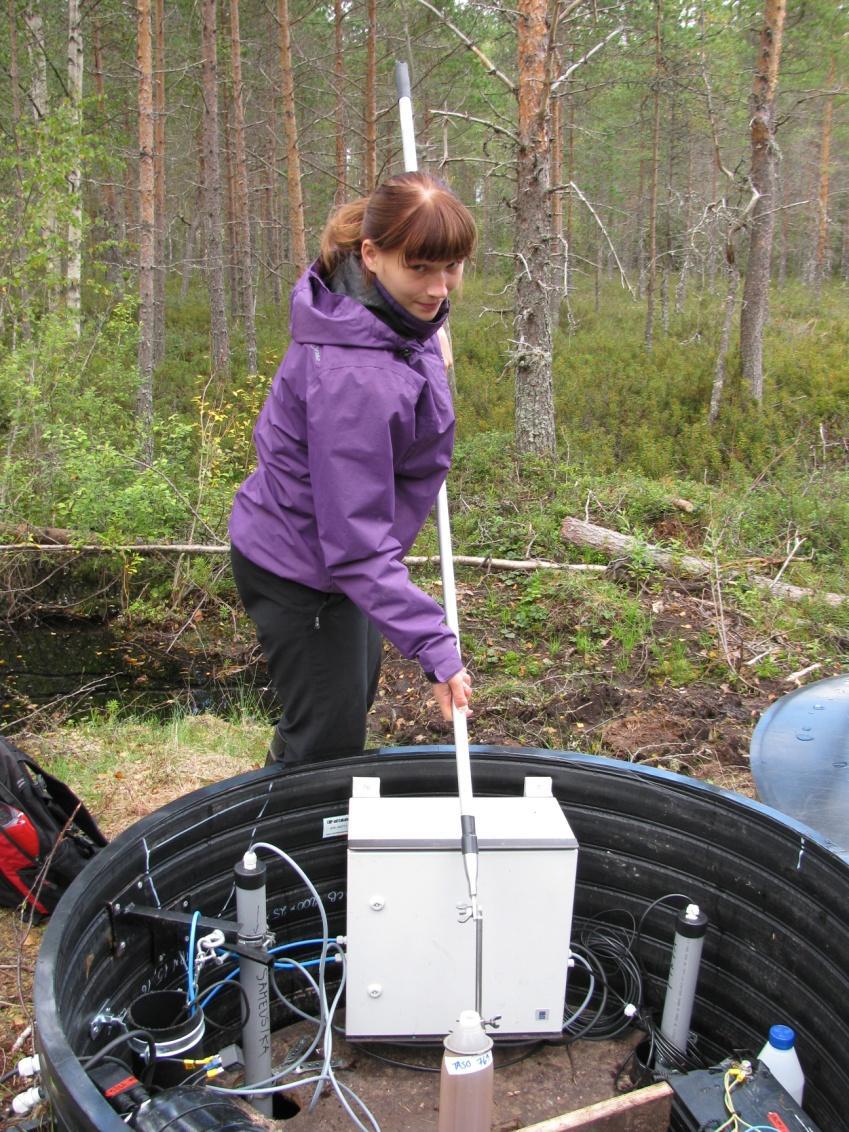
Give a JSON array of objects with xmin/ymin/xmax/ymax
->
[
  {"xmin": 369, "ymin": 895, "xmax": 385, "ymax": 911},
  {"xmin": 367, "ymin": 984, "xmax": 382, "ymax": 998}
]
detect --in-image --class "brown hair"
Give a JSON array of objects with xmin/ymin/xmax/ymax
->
[{"xmin": 319, "ymin": 172, "xmax": 477, "ymax": 275}]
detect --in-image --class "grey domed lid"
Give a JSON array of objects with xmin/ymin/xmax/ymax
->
[{"xmin": 750, "ymin": 674, "xmax": 849, "ymax": 858}]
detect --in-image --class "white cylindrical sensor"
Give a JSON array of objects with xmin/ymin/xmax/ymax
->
[
  {"xmin": 659, "ymin": 902, "xmax": 708, "ymax": 1058},
  {"xmin": 235, "ymin": 850, "xmax": 272, "ymax": 1116}
]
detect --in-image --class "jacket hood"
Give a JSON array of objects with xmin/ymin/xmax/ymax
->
[{"xmin": 290, "ymin": 262, "xmax": 448, "ymax": 350}]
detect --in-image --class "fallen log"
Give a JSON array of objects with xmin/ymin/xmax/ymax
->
[
  {"xmin": 561, "ymin": 515, "xmax": 847, "ymax": 607},
  {"xmin": 0, "ymin": 542, "xmax": 607, "ymax": 574}
]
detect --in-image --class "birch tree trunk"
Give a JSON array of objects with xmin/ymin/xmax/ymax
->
[
  {"xmin": 7, "ymin": 0, "xmax": 28, "ymax": 337},
  {"xmin": 67, "ymin": 0, "xmax": 83, "ymax": 334},
  {"xmin": 229, "ymin": 0, "xmax": 257, "ymax": 372},
  {"xmin": 137, "ymin": 0, "xmax": 155, "ymax": 459},
  {"xmin": 513, "ymin": 0, "xmax": 555, "ymax": 456},
  {"xmin": 152, "ymin": 0, "xmax": 166, "ymax": 363},
  {"xmin": 200, "ymin": 0, "xmax": 230, "ymax": 375},
  {"xmin": 276, "ymin": 0, "xmax": 307, "ymax": 275},
  {"xmin": 25, "ymin": 3, "xmax": 58, "ymax": 308},
  {"xmin": 92, "ymin": 20, "xmax": 122, "ymax": 286},
  {"xmin": 739, "ymin": 0, "xmax": 785, "ymax": 404}
]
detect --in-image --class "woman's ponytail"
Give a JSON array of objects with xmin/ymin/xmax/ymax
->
[
  {"xmin": 318, "ymin": 172, "xmax": 476, "ymax": 275},
  {"xmin": 319, "ymin": 197, "xmax": 369, "ymax": 273}
]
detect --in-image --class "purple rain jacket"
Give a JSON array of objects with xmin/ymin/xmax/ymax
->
[{"xmin": 228, "ymin": 261, "xmax": 461, "ymax": 684}]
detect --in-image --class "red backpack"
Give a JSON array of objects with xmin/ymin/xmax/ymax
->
[{"xmin": 0, "ymin": 736, "xmax": 107, "ymax": 916}]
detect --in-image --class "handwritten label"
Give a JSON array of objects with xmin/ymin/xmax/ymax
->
[{"xmin": 443, "ymin": 1051, "xmax": 493, "ymax": 1076}]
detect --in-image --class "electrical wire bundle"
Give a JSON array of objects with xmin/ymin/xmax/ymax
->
[
  {"xmin": 560, "ymin": 893, "xmax": 720, "ymax": 1091},
  {"xmin": 562, "ymin": 911, "xmax": 646, "ymax": 1043},
  {"xmin": 201, "ymin": 841, "xmax": 381, "ymax": 1132}
]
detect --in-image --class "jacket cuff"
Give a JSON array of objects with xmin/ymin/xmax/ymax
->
[{"xmin": 420, "ymin": 637, "xmax": 463, "ymax": 685}]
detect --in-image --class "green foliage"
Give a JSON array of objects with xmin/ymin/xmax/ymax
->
[{"xmin": 44, "ymin": 421, "xmax": 194, "ymax": 539}]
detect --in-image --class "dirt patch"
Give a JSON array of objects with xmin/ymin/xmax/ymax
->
[{"xmin": 265, "ymin": 1023, "xmax": 645, "ymax": 1131}]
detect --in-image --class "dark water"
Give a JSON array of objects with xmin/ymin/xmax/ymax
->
[{"xmin": 0, "ymin": 618, "xmax": 277, "ymax": 729}]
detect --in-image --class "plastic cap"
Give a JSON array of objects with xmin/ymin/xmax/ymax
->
[
  {"xmin": 242, "ymin": 849, "xmax": 257, "ymax": 871},
  {"xmin": 768, "ymin": 1024, "xmax": 796, "ymax": 1050},
  {"xmin": 443, "ymin": 1010, "xmax": 493, "ymax": 1055}
]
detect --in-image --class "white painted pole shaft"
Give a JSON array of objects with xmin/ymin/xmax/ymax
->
[{"xmin": 394, "ymin": 62, "xmax": 478, "ymax": 898}]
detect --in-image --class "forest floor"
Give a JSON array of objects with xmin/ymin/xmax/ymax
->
[{"xmin": 0, "ymin": 564, "xmax": 830, "ymax": 1129}]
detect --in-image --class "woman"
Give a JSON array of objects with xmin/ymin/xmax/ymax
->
[{"xmin": 229, "ymin": 172, "xmax": 476, "ymax": 768}]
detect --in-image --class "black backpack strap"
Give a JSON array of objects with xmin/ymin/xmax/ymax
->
[{"xmin": 20, "ymin": 754, "xmax": 108, "ymax": 849}]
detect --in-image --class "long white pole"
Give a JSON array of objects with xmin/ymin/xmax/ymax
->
[{"xmin": 394, "ymin": 64, "xmax": 481, "ymax": 979}]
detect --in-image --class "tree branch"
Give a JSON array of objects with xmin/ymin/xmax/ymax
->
[
  {"xmin": 549, "ymin": 180, "xmax": 634, "ymax": 295},
  {"xmin": 428, "ymin": 108, "xmax": 519, "ymax": 143},
  {"xmin": 410, "ymin": 0, "xmax": 517, "ymax": 94},
  {"xmin": 551, "ymin": 24, "xmax": 625, "ymax": 92}
]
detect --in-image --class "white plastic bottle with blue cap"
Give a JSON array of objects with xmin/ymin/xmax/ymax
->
[{"xmin": 758, "ymin": 1024, "xmax": 805, "ymax": 1105}]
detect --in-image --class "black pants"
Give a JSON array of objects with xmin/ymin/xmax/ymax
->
[{"xmin": 231, "ymin": 545, "xmax": 382, "ymax": 765}]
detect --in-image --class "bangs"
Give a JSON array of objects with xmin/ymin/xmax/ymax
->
[
  {"xmin": 364, "ymin": 174, "xmax": 477, "ymax": 264},
  {"xmin": 395, "ymin": 196, "xmax": 477, "ymax": 264}
]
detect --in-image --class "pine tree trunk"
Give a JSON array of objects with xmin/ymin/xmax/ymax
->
[
  {"xmin": 644, "ymin": 0, "xmax": 663, "ymax": 351},
  {"xmin": 739, "ymin": 0, "xmax": 786, "ymax": 404},
  {"xmin": 228, "ymin": 0, "xmax": 257, "ymax": 372},
  {"xmin": 153, "ymin": 0, "xmax": 166, "ymax": 363},
  {"xmin": 813, "ymin": 58, "xmax": 835, "ymax": 295},
  {"xmin": 276, "ymin": 0, "xmax": 307, "ymax": 275},
  {"xmin": 513, "ymin": 0, "xmax": 555, "ymax": 456},
  {"xmin": 566, "ymin": 94, "xmax": 574, "ymax": 275},
  {"xmin": 265, "ymin": 115, "xmax": 283, "ymax": 308},
  {"xmin": 550, "ymin": 72, "xmax": 564, "ymax": 325},
  {"xmin": 200, "ymin": 0, "xmax": 230, "ymax": 375},
  {"xmin": 67, "ymin": 0, "xmax": 83, "ymax": 334},
  {"xmin": 180, "ymin": 200, "xmax": 201, "ymax": 299},
  {"xmin": 222, "ymin": 83, "xmax": 239, "ymax": 323},
  {"xmin": 777, "ymin": 172, "xmax": 788, "ymax": 285},
  {"xmin": 364, "ymin": 0, "xmax": 377, "ymax": 191},
  {"xmin": 334, "ymin": 0, "xmax": 347, "ymax": 205},
  {"xmin": 709, "ymin": 248, "xmax": 739, "ymax": 424},
  {"xmin": 137, "ymin": 0, "xmax": 156, "ymax": 460}
]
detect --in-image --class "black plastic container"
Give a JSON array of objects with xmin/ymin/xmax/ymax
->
[
  {"xmin": 126, "ymin": 989, "xmax": 205, "ymax": 1088},
  {"xmin": 35, "ymin": 746, "xmax": 849, "ymax": 1131}
]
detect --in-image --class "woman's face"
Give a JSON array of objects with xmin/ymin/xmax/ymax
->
[{"xmin": 360, "ymin": 240, "xmax": 464, "ymax": 320}]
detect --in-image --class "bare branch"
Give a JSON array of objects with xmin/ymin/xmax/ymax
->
[
  {"xmin": 549, "ymin": 180, "xmax": 634, "ymax": 295},
  {"xmin": 551, "ymin": 25, "xmax": 625, "ymax": 92},
  {"xmin": 428, "ymin": 108, "xmax": 519, "ymax": 144},
  {"xmin": 410, "ymin": 0, "xmax": 517, "ymax": 94}
]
